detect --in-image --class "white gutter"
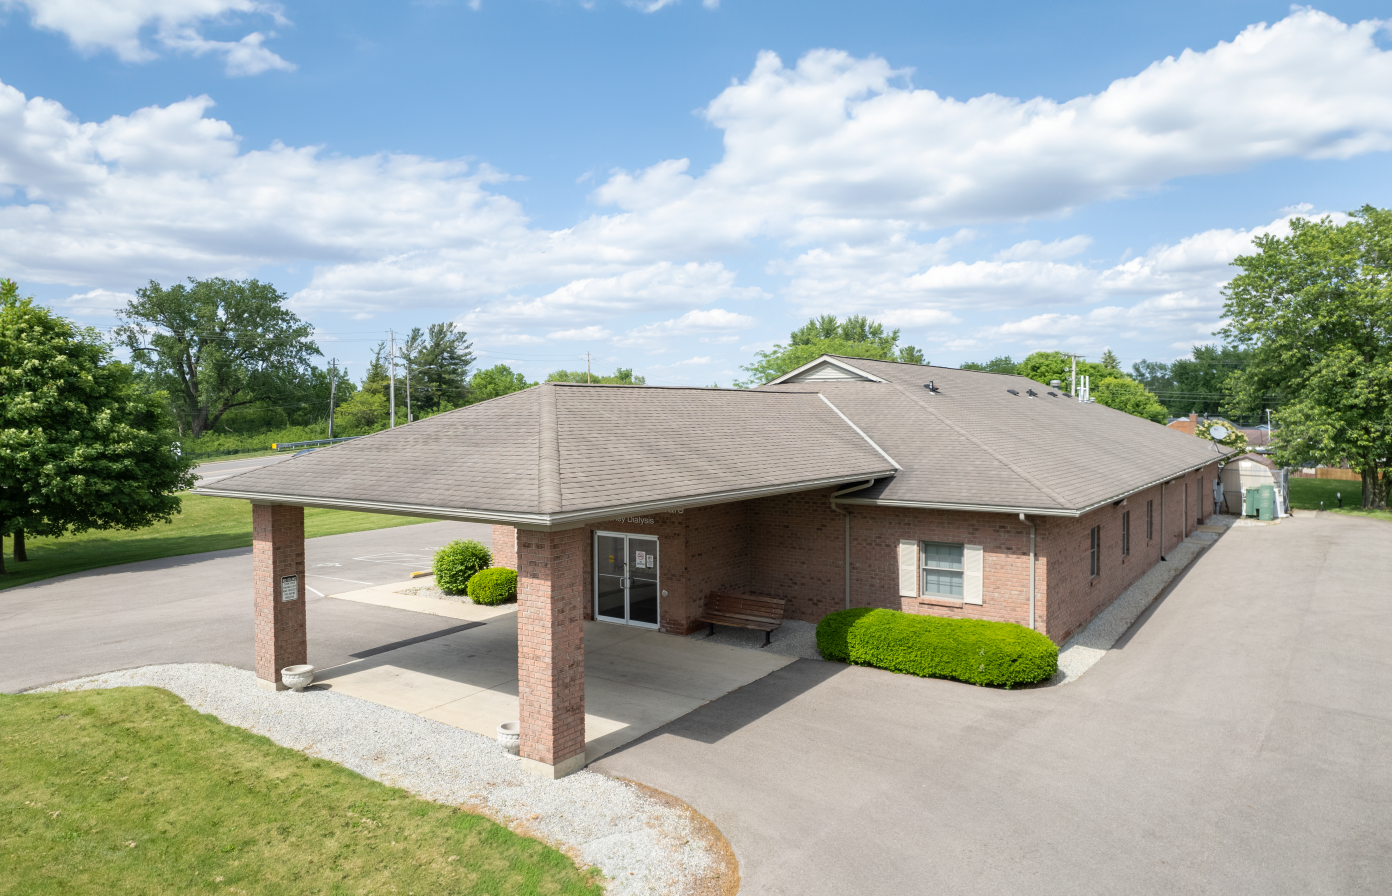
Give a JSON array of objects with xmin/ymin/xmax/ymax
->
[
  {"xmin": 829, "ymin": 479, "xmax": 877, "ymax": 610},
  {"xmin": 194, "ymin": 469, "xmax": 897, "ymax": 531}
]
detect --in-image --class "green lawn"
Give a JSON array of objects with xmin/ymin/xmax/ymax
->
[
  {"xmin": 0, "ymin": 687, "xmax": 603, "ymax": 896},
  {"xmin": 1286, "ymin": 477, "xmax": 1392, "ymax": 522},
  {"xmin": 0, "ymin": 494, "xmax": 432, "ymax": 591}
]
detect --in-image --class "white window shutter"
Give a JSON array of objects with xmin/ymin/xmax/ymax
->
[
  {"xmin": 963, "ymin": 544, "xmax": 984, "ymax": 605},
  {"xmin": 898, "ymin": 540, "xmax": 918, "ymax": 597}
]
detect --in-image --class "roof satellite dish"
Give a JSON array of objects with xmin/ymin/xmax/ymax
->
[{"xmin": 1208, "ymin": 424, "xmax": 1230, "ymax": 440}]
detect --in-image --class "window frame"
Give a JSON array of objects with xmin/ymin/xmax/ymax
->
[
  {"xmin": 1122, "ymin": 510, "xmax": 1130, "ymax": 557},
  {"xmin": 1089, "ymin": 525, "xmax": 1101, "ymax": 578},
  {"xmin": 920, "ymin": 540, "xmax": 965, "ymax": 597},
  {"xmin": 1146, "ymin": 499, "xmax": 1154, "ymax": 541}
]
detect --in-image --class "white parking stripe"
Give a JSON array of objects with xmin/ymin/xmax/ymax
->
[{"xmin": 305, "ymin": 574, "xmax": 375, "ymax": 585}]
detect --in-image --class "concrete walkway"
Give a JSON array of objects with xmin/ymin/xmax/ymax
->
[
  {"xmin": 314, "ymin": 592, "xmax": 796, "ymax": 762},
  {"xmin": 593, "ymin": 513, "xmax": 1392, "ymax": 895}
]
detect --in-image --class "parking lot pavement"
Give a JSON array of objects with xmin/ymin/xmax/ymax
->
[
  {"xmin": 593, "ymin": 513, "xmax": 1392, "ymax": 896},
  {"xmin": 0, "ymin": 521, "xmax": 493, "ymax": 694}
]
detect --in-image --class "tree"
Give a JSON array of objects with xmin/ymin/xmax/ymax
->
[
  {"xmin": 115, "ymin": 278, "xmax": 320, "ymax": 439},
  {"xmin": 467, "ymin": 365, "xmax": 536, "ymax": 403},
  {"xmin": 1, "ymin": 280, "xmax": 196, "ymax": 573},
  {"xmin": 1016, "ymin": 351, "xmax": 1168, "ymax": 423},
  {"xmin": 960, "ymin": 356, "xmax": 1018, "ymax": 374},
  {"xmin": 403, "ymin": 323, "xmax": 475, "ymax": 412},
  {"xmin": 737, "ymin": 315, "xmax": 927, "ymax": 386},
  {"xmin": 1132, "ymin": 345, "xmax": 1252, "ymax": 417},
  {"xmin": 546, "ymin": 367, "xmax": 645, "ymax": 385},
  {"xmin": 1100, "ymin": 349, "xmax": 1121, "ymax": 370},
  {"xmin": 1221, "ymin": 206, "xmax": 1392, "ymax": 508}
]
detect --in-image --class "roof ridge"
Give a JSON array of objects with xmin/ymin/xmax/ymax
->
[
  {"xmin": 538, "ymin": 382, "xmax": 562, "ymax": 513},
  {"xmin": 884, "ymin": 380, "xmax": 1071, "ymax": 509}
]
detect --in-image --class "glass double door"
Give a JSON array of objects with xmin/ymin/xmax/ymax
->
[{"xmin": 595, "ymin": 532, "xmax": 659, "ymax": 628}]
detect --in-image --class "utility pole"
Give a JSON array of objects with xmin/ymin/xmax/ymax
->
[
  {"xmin": 328, "ymin": 358, "xmax": 337, "ymax": 439},
  {"xmin": 389, "ymin": 329, "xmax": 397, "ymax": 428},
  {"xmin": 586, "ymin": 352, "xmax": 591, "ymax": 384},
  {"xmin": 404, "ymin": 346, "xmax": 413, "ymax": 423}
]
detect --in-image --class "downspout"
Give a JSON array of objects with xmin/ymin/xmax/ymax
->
[
  {"xmin": 830, "ymin": 480, "xmax": 876, "ymax": 610},
  {"xmin": 1019, "ymin": 513, "xmax": 1036, "ymax": 631},
  {"xmin": 1160, "ymin": 479, "xmax": 1167, "ymax": 562}
]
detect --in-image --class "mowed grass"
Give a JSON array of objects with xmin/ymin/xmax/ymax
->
[
  {"xmin": 0, "ymin": 687, "xmax": 603, "ymax": 896},
  {"xmin": 0, "ymin": 494, "xmax": 432, "ymax": 591},
  {"xmin": 1286, "ymin": 478, "xmax": 1392, "ymax": 522}
]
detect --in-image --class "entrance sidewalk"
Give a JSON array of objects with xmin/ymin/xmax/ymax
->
[{"xmin": 318, "ymin": 583, "xmax": 796, "ymax": 762}]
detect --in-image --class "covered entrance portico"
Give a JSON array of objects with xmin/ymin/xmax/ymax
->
[{"xmin": 201, "ymin": 382, "xmax": 896, "ymax": 777}]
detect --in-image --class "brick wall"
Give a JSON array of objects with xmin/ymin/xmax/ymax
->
[
  {"xmin": 515, "ymin": 527, "xmax": 586, "ymax": 767},
  {"xmin": 252, "ymin": 503, "xmax": 307, "ymax": 686},
  {"xmin": 745, "ymin": 490, "xmax": 1036, "ymax": 628},
  {"xmin": 492, "ymin": 524, "xmax": 517, "ymax": 569},
  {"xmin": 1039, "ymin": 461, "xmax": 1220, "ymax": 644}
]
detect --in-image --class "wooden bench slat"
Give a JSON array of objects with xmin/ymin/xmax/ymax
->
[{"xmin": 698, "ymin": 592, "xmax": 787, "ymax": 645}]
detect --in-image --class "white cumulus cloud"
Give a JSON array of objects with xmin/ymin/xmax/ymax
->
[{"xmin": 3, "ymin": 0, "xmax": 295, "ymax": 74}]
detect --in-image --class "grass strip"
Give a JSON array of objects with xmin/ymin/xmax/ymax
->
[
  {"xmin": 1286, "ymin": 478, "xmax": 1392, "ymax": 521},
  {"xmin": 1, "ymin": 494, "xmax": 431, "ymax": 591},
  {"xmin": 0, "ymin": 687, "xmax": 603, "ymax": 896}
]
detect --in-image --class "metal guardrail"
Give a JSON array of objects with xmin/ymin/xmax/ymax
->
[{"xmin": 271, "ymin": 436, "xmax": 362, "ymax": 451}]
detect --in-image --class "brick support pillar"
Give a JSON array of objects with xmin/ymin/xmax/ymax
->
[
  {"xmin": 253, "ymin": 504, "xmax": 307, "ymax": 690},
  {"xmin": 491, "ymin": 524, "xmax": 518, "ymax": 569},
  {"xmin": 515, "ymin": 527, "xmax": 586, "ymax": 778}
]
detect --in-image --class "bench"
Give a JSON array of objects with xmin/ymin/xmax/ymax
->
[{"xmin": 695, "ymin": 593, "xmax": 785, "ymax": 647}]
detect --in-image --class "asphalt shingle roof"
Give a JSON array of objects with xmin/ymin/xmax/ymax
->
[
  {"xmin": 761, "ymin": 356, "xmax": 1230, "ymax": 513},
  {"xmin": 197, "ymin": 382, "xmax": 897, "ymax": 525}
]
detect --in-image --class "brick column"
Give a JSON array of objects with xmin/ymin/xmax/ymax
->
[
  {"xmin": 253, "ymin": 504, "xmax": 307, "ymax": 691},
  {"xmin": 491, "ymin": 524, "xmax": 518, "ymax": 569},
  {"xmin": 515, "ymin": 527, "xmax": 586, "ymax": 778}
]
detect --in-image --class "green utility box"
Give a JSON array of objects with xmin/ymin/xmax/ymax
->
[
  {"xmin": 1244, "ymin": 487, "xmax": 1261, "ymax": 518},
  {"xmin": 1257, "ymin": 484, "xmax": 1276, "ymax": 521}
]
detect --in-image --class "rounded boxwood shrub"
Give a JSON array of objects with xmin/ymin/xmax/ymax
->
[
  {"xmin": 432, "ymin": 540, "xmax": 492, "ymax": 595},
  {"xmin": 466, "ymin": 567, "xmax": 518, "ymax": 606},
  {"xmin": 816, "ymin": 608, "xmax": 1057, "ymax": 687}
]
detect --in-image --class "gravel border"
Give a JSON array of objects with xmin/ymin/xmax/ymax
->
[
  {"xmin": 684, "ymin": 618, "xmax": 822, "ymax": 660},
  {"xmin": 34, "ymin": 664, "xmax": 726, "ymax": 896},
  {"xmin": 1053, "ymin": 526, "xmax": 1221, "ymax": 685}
]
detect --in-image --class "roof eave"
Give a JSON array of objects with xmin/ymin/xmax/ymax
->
[
  {"xmin": 193, "ymin": 469, "xmax": 898, "ymax": 531},
  {"xmin": 839, "ymin": 450, "xmax": 1237, "ymax": 519}
]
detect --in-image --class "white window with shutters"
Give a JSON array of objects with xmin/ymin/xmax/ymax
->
[{"xmin": 898, "ymin": 539, "xmax": 984, "ymax": 605}]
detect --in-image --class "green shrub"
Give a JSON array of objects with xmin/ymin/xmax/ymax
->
[
  {"xmin": 816, "ymin": 608, "xmax": 1057, "ymax": 687},
  {"xmin": 433, "ymin": 540, "xmax": 492, "ymax": 594},
  {"xmin": 466, "ymin": 567, "xmax": 518, "ymax": 606}
]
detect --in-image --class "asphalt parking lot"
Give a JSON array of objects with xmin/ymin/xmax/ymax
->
[
  {"xmin": 0, "ymin": 520, "xmax": 492, "ymax": 693},
  {"xmin": 594, "ymin": 513, "xmax": 1392, "ymax": 896}
]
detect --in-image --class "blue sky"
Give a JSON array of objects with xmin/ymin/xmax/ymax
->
[{"xmin": 2, "ymin": 1, "xmax": 1390, "ymax": 386}]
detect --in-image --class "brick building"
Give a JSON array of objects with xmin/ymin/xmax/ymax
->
[{"xmin": 201, "ymin": 354, "xmax": 1229, "ymax": 777}]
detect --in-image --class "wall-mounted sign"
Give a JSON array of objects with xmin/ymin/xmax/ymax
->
[{"xmin": 280, "ymin": 575, "xmax": 298, "ymax": 602}]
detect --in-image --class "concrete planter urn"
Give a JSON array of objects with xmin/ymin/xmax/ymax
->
[
  {"xmin": 496, "ymin": 721, "xmax": 520, "ymax": 755},
  {"xmin": 280, "ymin": 665, "xmax": 315, "ymax": 692}
]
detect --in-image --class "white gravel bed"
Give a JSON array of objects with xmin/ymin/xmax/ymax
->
[
  {"xmin": 35, "ymin": 663, "xmax": 719, "ymax": 896},
  {"xmin": 685, "ymin": 618, "xmax": 822, "ymax": 660},
  {"xmin": 1053, "ymin": 533, "xmax": 1216, "ymax": 685}
]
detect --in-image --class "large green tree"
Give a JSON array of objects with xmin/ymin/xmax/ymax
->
[
  {"xmin": 546, "ymin": 367, "xmax": 645, "ymax": 385},
  {"xmin": 115, "ymin": 278, "xmax": 320, "ymax": 438},
  {"xmin": 1016, "ymin": 351, "xmax": 1168, "ymax": 423},
  {"xmin": 0, "ymin": 280, "xmax": 196, "ymax": 573},
  {"xmin": 401, "ymin": 323, "xmax": 475, "ymax": 413},
  {"xmin": 960, "ymin": 355, "xmax": 1018, "ymax": 374},
  {"xmin": 737, "ymin": 314, "xmax": 926, "ymax": 386},
  {"xmin": 1221, "ymin": 206, "xmax": 1392, "ymax": 508},
  {"xmin": 1131, "ymin": 344, "xmax": 1253, "ymax": 417},
  {"xmin": 467, "ymin": 365, "xmax": 536, "ymax": 403}
]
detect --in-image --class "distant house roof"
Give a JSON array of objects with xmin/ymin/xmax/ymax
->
[
  {"xmin": 196, "ymin": 382, "xmax": 897, "ymax": 528},
  {"xmin": 197, "ymin": 355, "xmax": 1234, "ymax": 527},
  {"xmin": 761, "ymin": 356, "xmax": 1233, "ymax": 515}
]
